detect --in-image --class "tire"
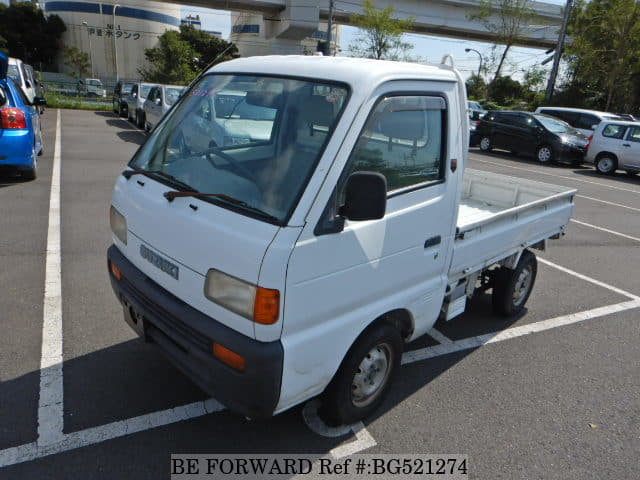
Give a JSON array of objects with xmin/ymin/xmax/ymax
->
[
  {"xmin": 137, "ymin": 111, "xmax": 145, "ymax": 129},
  {"xmin": 626, "ymin": 170, "xmax": 639, "ymax": 177},
  {"xmin": 22, "ymin": 150, "xmax": 37, "ymax": 181},
  {"xmin": 492, "ymin": 250, "xmax": 537, "ymax": 317},
  {"xmin": 322, "ymin": 323, "xmax": 402, "ymax": 425},
  {"xmin": 535, "ymin": 145, "xmax": 554, "ymax": 164},
  {"xmin": 479, "ymin": 136, "xmax": 492, "ymax": 152},
  {"xmin": 119, "ymin": 104, "xmax": 126, "ymax": 118},
  {"xmin": 595, "ymin": 154, "xmax": 617, "ymax": 175}
]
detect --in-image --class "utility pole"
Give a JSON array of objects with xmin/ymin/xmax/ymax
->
[
  {"xmin": 544, "ymin": 0, "xmax": 573, "ymax": 103},
  {"xmin": 325, "ymin": 0, "xmax": 334, "ymax": 56}
]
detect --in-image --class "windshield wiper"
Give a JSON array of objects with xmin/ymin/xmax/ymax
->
[
  {"xmin": 122, "ymin": 168, "xmax": 192, "ymax": 190},
  {"xmin": 163, "ymin": 190, "xmax": 279, "ymax": 223}
]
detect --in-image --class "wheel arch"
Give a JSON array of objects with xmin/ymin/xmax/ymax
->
[{"xmin": 595, "ymin": 151, "xmax": 618, "ymax": 162}]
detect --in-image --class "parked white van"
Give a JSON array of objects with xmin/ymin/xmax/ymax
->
[
  {"xmin": 108, "ymin": 56, "xmax": 576, "ymax": 423},
  {"xmin": 585, "ymin": 120, "xmax": 640, "ymax": 176},
  {"xmin": 535, "ymin": 107, "xmax": 622, "ymax": 136},
  {"xmin": 7, "ymin": 57, "xmax": 37, "ymax": 104}
]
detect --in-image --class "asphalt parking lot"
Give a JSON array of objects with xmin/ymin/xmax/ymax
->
[{"xmin": 1, "ymin": 109, "xmax": 638, "ymax": 479}]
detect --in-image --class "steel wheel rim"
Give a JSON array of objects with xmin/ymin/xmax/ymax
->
[
  {"xmin": 538, "ymin": 147, "xmax": 552, "ymax": 162},
  {"xmin": 512, "ymin": 265, "xmax": 533, "ymax": 306},
  {"xmin": 599, "ymin": 157, "xmax": 614, "ymax": 172},
  {"xmin": 480, "ymin": 137, "xmax": 490, "ymax": 150},
  {"xmin": 351, "ymin": 343, "xmax": 393, "ymax": 408}
]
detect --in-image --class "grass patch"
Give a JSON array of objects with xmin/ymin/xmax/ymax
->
[{"xmin": 44, "ymin": 93, "xmax": 112, "ymax": 111}]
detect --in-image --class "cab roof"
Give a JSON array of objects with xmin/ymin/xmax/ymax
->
[{"xmin": 209, "ymin": 55, "xmax": 458, "ymax": 89}]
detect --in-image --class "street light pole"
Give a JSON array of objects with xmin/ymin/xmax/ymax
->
[
  {"xmin": 325, "ymin": 0, "xmax": 334, "ymax": 56},
  {"xmin": 465, "ymin": 48, "xmax": 483, "ymax": 79},
  {"xmin": 82, "ymin": 21, "xmax": 94, "ymax": 77},
  {"xmin": 113, "ymin": 4, "xmax": 120, "ymax": 82}
]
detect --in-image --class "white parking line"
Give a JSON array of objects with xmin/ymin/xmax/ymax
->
[
  {"xmin": 428, "ymin": 328, "xmax": 454, "ymax": 345},
  {"xmin": 470, "ymin": 157, "xmax": 640, "ymax": 194},
  {"xmin": 37, "ymin": 109, "xmax": 64, "ymax": 446},
  {"xmin": 571, "ymin": 219, "xmax": 640, "ymax": 243},
  {"xmin": 538, "ymin": 257, "xmax": 640, "ymax": 301},
  {"xmin": 575, "ymin": 194, "xmax": 640, "ymax": 213},
  {"xmin": 401, "ymin": 300, "xmax": 640, "ymax": 365}
]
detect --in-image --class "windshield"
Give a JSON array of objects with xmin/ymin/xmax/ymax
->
[
  {"xmin": 123, "ymin": 83, "xmax": 133, "ymax": 94},
  {"xmin": 535, "ymin": 115, "xmax": 576, "ymax": 134},
  {"xmin": 140, "ymin": 85, "xmax": 152, "ymax": 98},
  {"xmin": 7, "ymin": 65, "xmax": 20, "ymax": 84},
  {"xmin": 468, "ymin": 101, "xmax": 482, "ymax": 110},
  {"xmin": 130, "ymin": 74, "xmax": 349, "ymax": 224},
  {"xmin": 165, "ymin": 87, "xmax": 184, "ymax": 106}
]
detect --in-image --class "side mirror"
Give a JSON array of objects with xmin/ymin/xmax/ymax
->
[
  {"xmin": 340, "ymin": 172, "xmax": 387, "ymax": 221},
  {"xmin": 155, "ymin": 98, "xmax": 161, "ymax": 105},
  {"xmin": 591, "ymin": 124, "xmax": 598, "ymax": 130},
  {"xmin": 33, "ymin": 96, "xmax": 47, "ymax": 106},
  {"xmin": 25, "ymin": 80, "xmax": 32, "ymax": 89},
  {"xmin": 132, "ymin": 92, "xmax": 137, "ymax": 98}
]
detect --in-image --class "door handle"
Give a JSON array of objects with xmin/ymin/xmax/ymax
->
[
  {"xmin": 623, "ymin": 144, "xmax": 631, "ymax": 147},
  {"xmin": 424, "ymin": 236, "xmax": 441, "ymax": 248}
]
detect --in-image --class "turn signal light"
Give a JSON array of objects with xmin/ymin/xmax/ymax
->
[
  {"xmin": 0, "ymin": 107, "xmax": 27, "ymax": 129},
  {"xmin": 213, "ymin": 343, "xmax": 246, "ymax": 372},
  {"xmin": 110, "ymin": 262, "xmax": 123, "ymax": 281},
  {"xmin": 253, "ymin": 287, "xmax": 280, "ymax": 325}
]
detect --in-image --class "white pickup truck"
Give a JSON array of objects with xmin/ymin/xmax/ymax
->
[{"xmin": 108, "ymin": 56, "xmax": 576, "ymax": 424}]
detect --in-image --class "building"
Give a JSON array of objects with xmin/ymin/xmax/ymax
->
[
  {"xmin": 43, "ymin": 0, "xmax": 182, "ymax": 80},
  {"xmin": 230, "ymin": 12, "xmax": 341, "ymax": 57},
  {"xmin": 181, "ymin": 14, "xmax": 222, "ymax": 38}
]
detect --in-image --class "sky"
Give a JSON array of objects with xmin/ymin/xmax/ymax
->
[{"xmin": 180, "ymin": 0, "xmax": 567, "ymax": 83}]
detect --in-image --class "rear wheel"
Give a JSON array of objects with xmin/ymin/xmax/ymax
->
[
  {"xmin": 595, "ymin": 154, "xmax": 617, "ymax": 174},
  {"xmin": 536, "ymin": 145, "xmax": 554, "ymax": 164},
  {"xmin": 322, "ymin": 323, "xmax": 402, "ymax": 425},
  {"xmin": 22, "ymin": 149, "xmax": 37, "ymax": 181},
  {"xmin": 626, "ymin": 170, "xmax": 639, "ymax": 177},
  {"xmin": 492, "ymin": 250, "xmax": 537, "ymax": 317},
  {"xmin": 479, "ymin": 136, "xmax": 492, "ymax": 152}
]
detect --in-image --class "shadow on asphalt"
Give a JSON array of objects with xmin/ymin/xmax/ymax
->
[
  {"xmin": 0, "ymin": 175, "xmax": 27, "ymax": 187},
  {"xmin": 116, "ymin": 131, "xmax": 147, "ymax": 146},
  {"xmin": 107, "ymin": 118, "xmax": 138, "ymax": 130},
  {"xmin": 572, "ymin": 168, "xmax": 640, "ymax": 186},
  {"xmin": 94, "ymin": 111, "xmax": 117, "ymax": 118}
]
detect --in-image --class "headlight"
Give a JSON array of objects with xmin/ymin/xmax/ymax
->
[
  {"xmin": 204, "ymin": 269, "xmax": 280, "ymax": 324},
  {"xmin": 560, "ymin": 136, "xmax": 578, "ymax": 148},
  {"xmin": 205, "ymin": 269, "xmax": 256, "ymax": 319},
  {"xmin": 110, "ymin": 206, "xmax": 127, "ymax": 245}
]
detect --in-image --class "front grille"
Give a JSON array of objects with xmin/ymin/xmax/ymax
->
[{"xmin": 122, "ymin": 274, "xmax": 211, "ymax": 353}]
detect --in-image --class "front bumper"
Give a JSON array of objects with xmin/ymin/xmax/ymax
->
[
  {"xmin": 557, "ymin": 144, "xmax": 586, "ymax": 165},
  {"xmin": 107, "ymin": 245, "xmax": 283, "ymax": 418}
]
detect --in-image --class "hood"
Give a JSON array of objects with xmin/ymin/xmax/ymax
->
[{"xmin": 0, "ymin": 52, "xmax": 7, "ymax": 79}]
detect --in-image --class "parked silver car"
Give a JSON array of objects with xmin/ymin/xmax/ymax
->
[
  {"xmin": 585, "ymin": 121, "xmax": 640, "ymax": 176},
  {"xmin": 126, "ymin": 82, "xmax": 155, "ymax": 128},
  {"xmin": 143, "ymin": 84, "xmax": 185, "ymax": 131}
]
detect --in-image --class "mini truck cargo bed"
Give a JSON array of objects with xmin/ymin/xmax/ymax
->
[{"xmin": 450, "ymin": 169, "xmax": 577, "ymax": 280}]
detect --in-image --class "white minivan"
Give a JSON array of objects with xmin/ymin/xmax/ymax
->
[
  {"xmin": 535, "ymin": 107, "xmax": 622, "ymax": 137},
  {"xmin": 143, "ymin": 84, "xmax": 185, "ymax": 131},
  {"xmin": 7, "ymin": 57, "xmax": 37, "ymax": 104},
  {"xmin": 585, "ymin": 121, "xmax": 640, "ymax": 176},
  {"xmin": 108, "ymin": 56, "xmax": 575, "ymax": 423}
]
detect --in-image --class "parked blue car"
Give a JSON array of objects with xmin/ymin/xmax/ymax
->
[{"xmin": 0, "ymin": 52, "xmax": 45, "ymax": 180}]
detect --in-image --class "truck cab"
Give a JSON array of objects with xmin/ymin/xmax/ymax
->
[{"xmin": 108, "ymin": 56, "xmax": 575, "ymax": 423}]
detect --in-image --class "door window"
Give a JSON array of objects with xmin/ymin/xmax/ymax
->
[
  {"xmin": 602, "ymin": 124, "xmax": 627, "ymax": 139},
  {"xmin": 343, "ymin": 95, "xmax": 446, "ymax": 193},
  {"xmin": 575, "ymin": 113, "xmax": 599, "ymax": 130},
  {"xmin": 626, "ymin": 126, "xmax": 640, "ymax": 142}
]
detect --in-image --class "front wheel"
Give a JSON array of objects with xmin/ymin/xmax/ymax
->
[
  {"xmin": 322, "ymin": 323, "xmax": 402, "ymax": 425},
  {"xmin": 536, "ymin": 145, "xmax": 554, "ymax": 164},
  {"xmin": 595, "ymin": 155, "xmax": 617, "ymax": 174},
  {"xmin": 492, "ymin": 250, "xmax": 537, "ymax": 317},
  {"xmin": 479, "ymin": 136, "xmax": 492, "ymax": 152}
]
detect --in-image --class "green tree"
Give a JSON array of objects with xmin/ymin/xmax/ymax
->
[
  {"xmin": 567, "ymin": 0, "xmax": 640, "ymax": 112},
  {"xmin": 348, "ymin": 0, "xmax": 416, "ymax": 60},
  {"xmin": 0, "ymin": 2, "xmax": 66, "ymax": 69},
  {"xmin": 140, "ymin": 26, "xmax": 238, "ymax": 85},
  {"xmin": 62, "ymin": 46, "xmax": 90, "ymax": 79},
  {"xmin": 466, "ymin": 74, "xmax": 487, "ymax": 99},
  {"xmin": 467, "ymin": 0, "xmax": 535, "ymax": 89},
  {"xmin": 490, "ymin": 75, "xmax": 523, "ymax": 105},
  {"xmin": 178, "ymin": 25, "xmax": 238, "ymax": 71}
]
